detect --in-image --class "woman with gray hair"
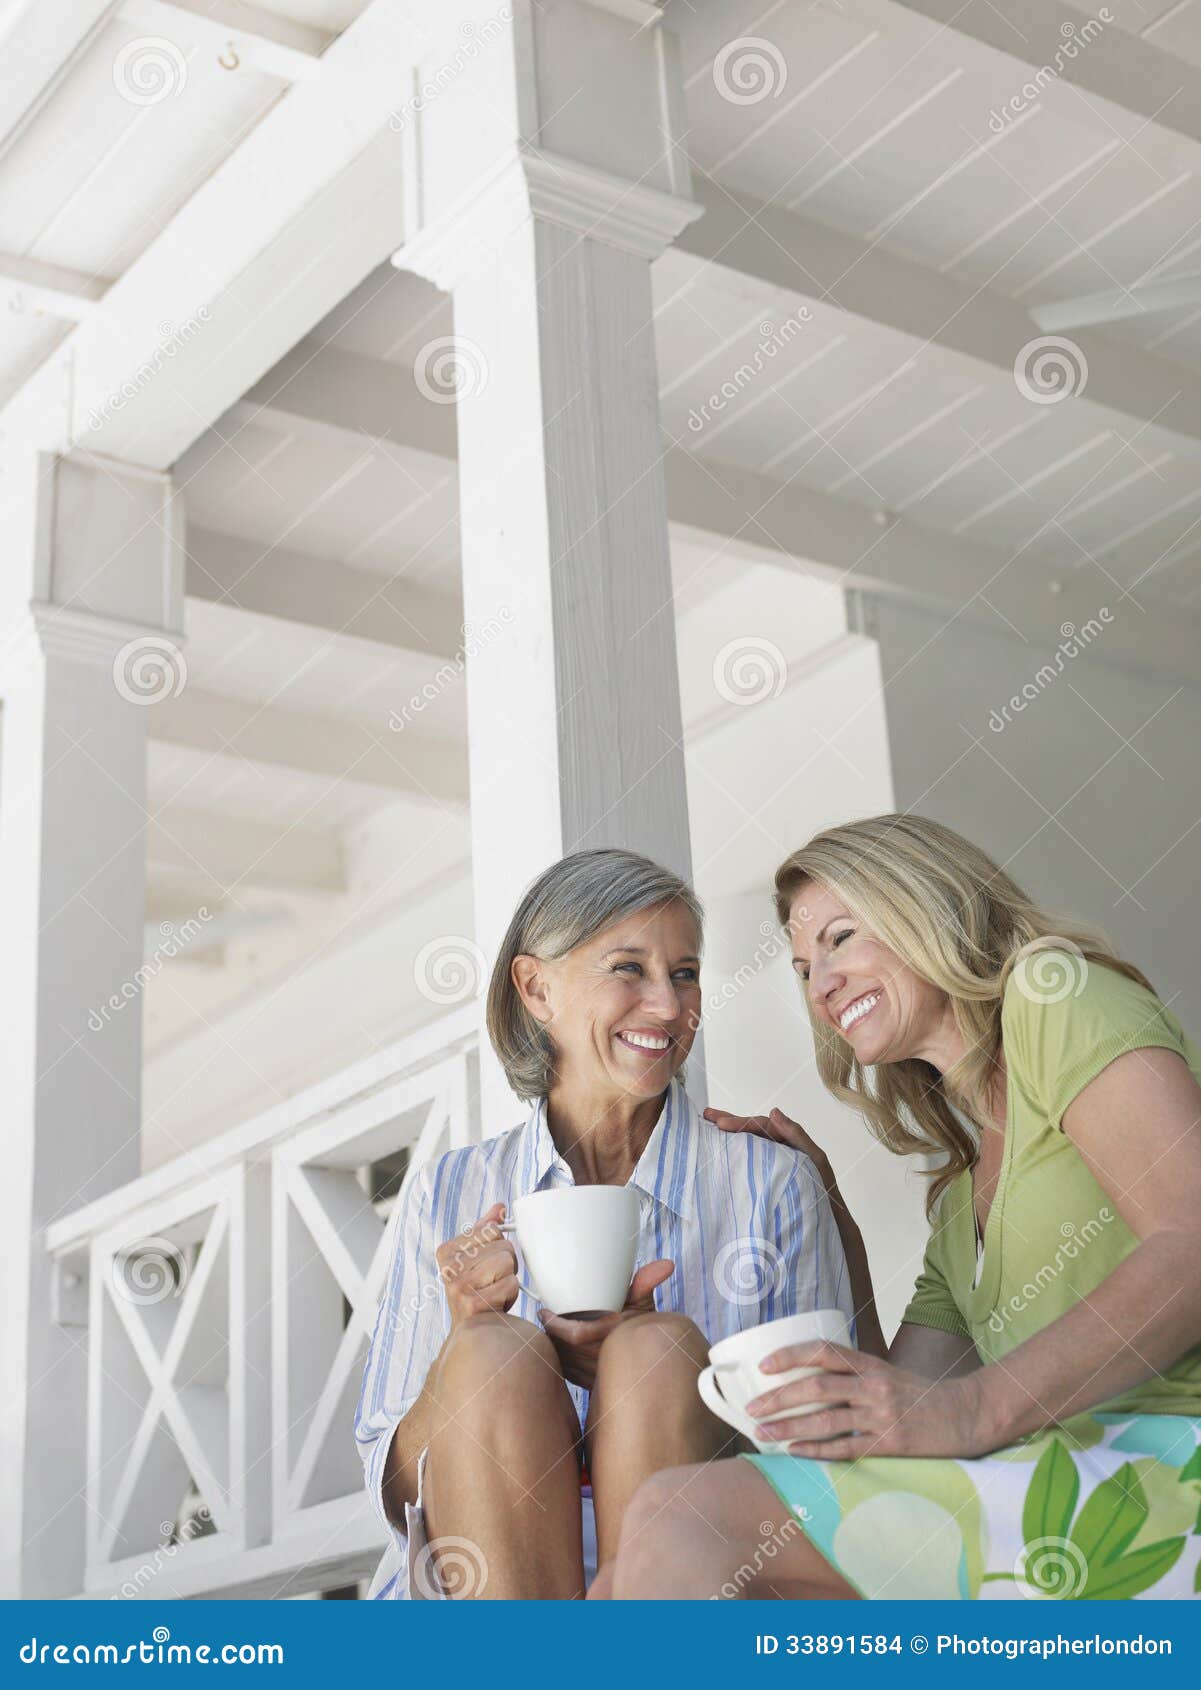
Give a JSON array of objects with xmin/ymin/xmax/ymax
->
[{"xmin": 355, "ymin": 848, "xmax": 852, "ymax": 1600}]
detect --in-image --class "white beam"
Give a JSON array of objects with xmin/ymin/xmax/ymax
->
[
  {"xmin": 664, "ymin": 448, "xmax": 1201, "ymax": 691},
  {"xmin": 150, "ymin": 687, "xmax": 467, "ymax": 804},
  {"xmin": 674, "ymin": 182, "xmax": 1201, "ymax": 448},
  {"xmin": 0, "ymin": 1, "xmax": 114, "ymax": 160},
  {"xmin": 117, "ymin": 0, "xmax": 329, "ymax": 81},
  {"xmin": 0, "ymin": 254, "xmax": 105, "ymax": 322},
  {"xmin": 894, "ymin": 0, "xmax": 1201, "ymax": 151},
  {"xmin": 199, "ymin": 338, "xmax": 1198, "ymax": 687},
  {"xmin": 240, "ymin": 342, "xmax": 457, "ymax": 463},
  {"xmin": 185, "ymin": 526, "xmax": 462, "ymax": 659},
  {"xmin": 2, "ymin": 1, "xmax": 418, "ymax": 467},
  {"xmin": 147, "ymin": 808, "xmax": 347, "ymax": 898}
]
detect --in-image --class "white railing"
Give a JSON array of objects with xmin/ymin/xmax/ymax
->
[{"xmin": 45, "ymin": 1003, "xmax": 481, "ymax": 1600}]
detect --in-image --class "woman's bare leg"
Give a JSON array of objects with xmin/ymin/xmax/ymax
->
[
  {"xmin": 584, "ymin": 1313, "xmax": 742, "ymax": 1568},
  {"xmin": 423, "ymin": 1311, "xmax": 584, "ymax": 1599},
  {"xmin": 609, "ymin": 1459, "xmax": 859, "ymax": 1600}
]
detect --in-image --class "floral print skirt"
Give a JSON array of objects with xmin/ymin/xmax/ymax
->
[{"xmin": 745, "ymin": 1413, "xmax": 1201, "ymax": 1599}]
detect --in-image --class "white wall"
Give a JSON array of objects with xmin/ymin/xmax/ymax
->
[
  {"xmin": 871, "ymin": 596, "xmax": 1201, "ymax": 1040},
  {"xmin": 682, "ymin": 588, "xmax": 931, "ymax": 1337}
]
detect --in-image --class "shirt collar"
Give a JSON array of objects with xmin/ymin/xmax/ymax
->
[{"xmin": 524, "ymin": 1077, "xmax": 699, "ymax": 1221}]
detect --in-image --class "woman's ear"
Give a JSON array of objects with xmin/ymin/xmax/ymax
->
[{"xmin": 511, "ymin": 954, "xmax": 553, "ymax": 1024}]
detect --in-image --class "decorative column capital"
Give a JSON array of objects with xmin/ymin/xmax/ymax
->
[
  {"xmin": 0, "ymin": 450, "xmax": 185, "ymax": 686},
  {"xmin": 391, "ymin": 0, "xmax": 699, "ymax": 289},
  {"xmin": 395, "ymin": 146, "xmax": 702, "ymax": 290}
]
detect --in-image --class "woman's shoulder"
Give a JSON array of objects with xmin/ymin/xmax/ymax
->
[
  {"xmin": 1000, "ymin": 950, "xmax": 1168, "ymax": 1056},
  {"xmin": 413, "ymin": 1115, "xmax": 531, "ymax": 1200},
  {"xmin": 700, "ymin": 1113, "xmax": 828, "ymax": 1202}
]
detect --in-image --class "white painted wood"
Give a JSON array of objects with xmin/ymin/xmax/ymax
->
[
  {"xmin": 149, "ymin": 685, "xmax": 467, "ymax": 803},
  {"xmin": 894, "ymin": 0, "xmax": 1201, "ymax": 149},
  {"xmin": 0, "ymin": 1, "xmax": 420, "ymax": 469},
  {"xmin": 46, "ymin": 1003, "xmax": 479, "ymax": 1254},
  {"xmin": 117, "ymin": 0, "xmax": 328, "ymax": 82},
  {"xmin": 0, "ymin": 446, "xmax": 183, "ymax": 1597},
  {"xmin": 664, "ymin": 454, "xmax": 1201, "ymax": 693},
  {"xmin": 0, "ymin": 253, "xmax": 105, "ymax": 320},
  {"xmin": 185, "ymin": 526, "xmax": 462, "ymax": 659},
  {"xmin": 147, "ymin": 805, "xmax": 347, "ymax": 897},
  {"xmin": 675, "ymin": 180, "xmax": 1201, "ymax": 452},
  {"xmin": 395, "ymin": 4, "xmax": 702, "ymax": 1127}
]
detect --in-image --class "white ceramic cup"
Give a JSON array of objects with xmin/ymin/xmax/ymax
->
[
  {"xmin": 696, "ymin": 1309, "xmax": 853, "ymax": 1452},
  {"xmin": 501, "ymin": 1186, "xmax": 641, "ymax": 1317}
]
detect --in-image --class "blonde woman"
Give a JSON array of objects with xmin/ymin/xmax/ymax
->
[{"xmin": 599, "ymin": 815, "xmax": 1201, "ymax": 1601}]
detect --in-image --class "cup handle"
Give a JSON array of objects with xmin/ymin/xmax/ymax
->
[{"xmin": 697, "ymin": 1364, "xmax": 763, "ymax": 1444}]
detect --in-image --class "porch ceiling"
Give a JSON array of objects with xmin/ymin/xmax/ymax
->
[{"xmin": 3, "ymin": 0, "xmax": 1201, "ymax": 1061}]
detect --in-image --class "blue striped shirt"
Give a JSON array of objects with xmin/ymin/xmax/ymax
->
[{"xmin": 354, "ymin": 1078, "xmax": 852, "ymax": 1598}]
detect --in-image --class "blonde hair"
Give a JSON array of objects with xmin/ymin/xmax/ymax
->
[
  {"xmin": 774, "ymin": 813, "xmax": 1152, "ymax": 1215},
  {"xmin": 486, "ymin": 848, "xmax": 703, "ymax": 1101}
]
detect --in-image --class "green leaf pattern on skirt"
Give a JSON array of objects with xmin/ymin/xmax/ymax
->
[{"xmin": 745, "ymin": 1413, "xmax": 1201, "ymax": 1600}]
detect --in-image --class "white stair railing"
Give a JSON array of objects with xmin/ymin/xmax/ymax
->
[{"xmin": 46, "ymin": 1003, "xmax": 481, "ymax": 1600}]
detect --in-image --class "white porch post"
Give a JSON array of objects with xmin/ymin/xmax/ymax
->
[
  {"xmin": 0, "ymin": 448, "xmax": 184, "ymax": 1596},
  {"xmin": 395, "ymin": 1, "xmax": 702, "ymax": 1119}
]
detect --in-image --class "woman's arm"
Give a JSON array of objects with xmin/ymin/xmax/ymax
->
[
  {"xmin": 706, "ymin": 1106, "xmax": 888, "ymax": 1357},
  {"xmin": 358, "ymin": 1198, "xmax": 520, "ymax": 1524},
  {"xmin": 745, "ymin": 1046, "xmax": 1201, "ymax": 1458},
  {"xmin": 968, "ymin": 1044, "xmax": 1201, "ymax": 1446},
  {"xmin": 889, "ymin": 1321, "xmax": 980, "ymax": 1378}
]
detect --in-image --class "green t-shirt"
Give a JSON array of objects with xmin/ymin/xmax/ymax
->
[{"xmin": 902, "ymin": 955, "xmax": 1201, "ymax": 1417}]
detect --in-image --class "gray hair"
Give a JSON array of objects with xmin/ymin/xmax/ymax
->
[{"xmin": 486, "ymin": 848, "xmax": 704, "ymax": 1101}]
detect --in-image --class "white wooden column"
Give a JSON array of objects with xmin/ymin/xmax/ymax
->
[
  {"xmin": 0, "ymin": 447, "xmax": 184, "ymax": 1596},
  {"xmin": 395, "ymin": 1, "xmax": 703, "ymax": 1119}
]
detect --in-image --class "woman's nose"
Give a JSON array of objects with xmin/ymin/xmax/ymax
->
[
  {"xmin": 808, "ymin": 956, "xmax": 844, "ymax": 1008},
  {"xmin": 639, "ymin": 973, "xmax": 681, "ymax": 1019}
]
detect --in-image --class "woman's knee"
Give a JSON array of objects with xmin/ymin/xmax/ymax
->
[
  {"xmin": 436, "ymin": 1312, "xmax": 565, "ymax": 1416},
  {"xmin": 596, "ymin": 1311, "xmax": 708, "ymax": 1388}
]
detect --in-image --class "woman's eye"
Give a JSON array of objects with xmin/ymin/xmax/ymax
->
[
  {"xmin": 831, "ymin": 929, "xmax": 854, "ymax": 949},
  {"xmin": 673, "ymin": 967, "xmax": 699, "ymax": 983},
  {"xmin": 615, "ymin": 961, "xmax": 641, "ymax": 975}
]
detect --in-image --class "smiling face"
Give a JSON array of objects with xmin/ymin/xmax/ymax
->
[
  {"xmin": 789, "ymin": 879, "xmax": 957, "ymax": 1070},
  {"xmin": 513, "ymin": 899, "xmax": 702, "ymax": 1102}
]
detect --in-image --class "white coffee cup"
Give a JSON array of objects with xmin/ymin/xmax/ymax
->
[
  {"xmin": 502, "ymin": 1186, "xmax": 641, "ymax": 1317},
  {"xmin": 696, "ymin": 1309, "xmax": 852, "ymax": 1452}
]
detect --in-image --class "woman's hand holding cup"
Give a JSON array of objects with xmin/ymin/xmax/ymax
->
[
  {"xmin": 437, "ymin": 1203, "xmax": 521, "ymax": 1325},
  {"xmin": 539, "ymin": 1259, "xmax": 675, "ymax": 1390}
]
